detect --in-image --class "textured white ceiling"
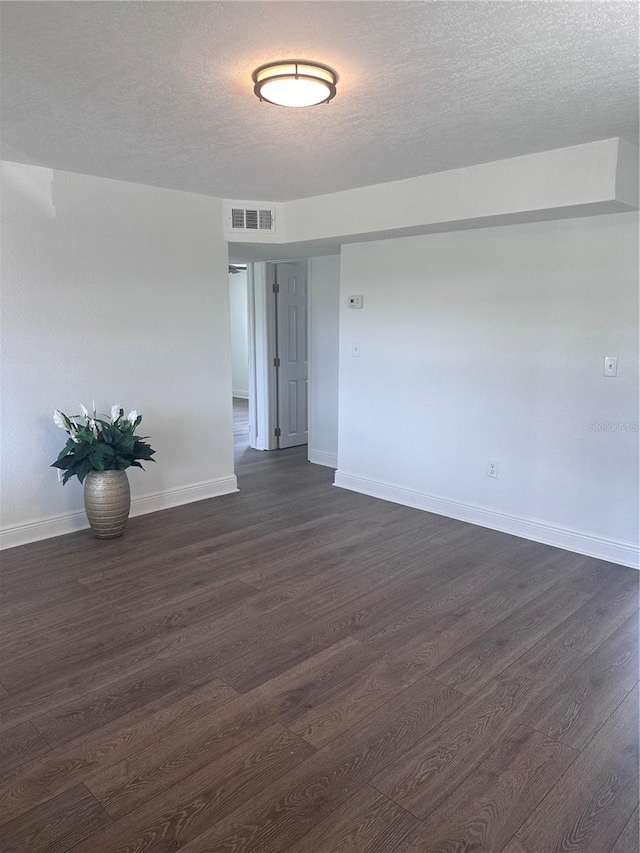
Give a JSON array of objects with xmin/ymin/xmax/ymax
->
[{"xmin": 1, "ymin": 1, "xmax": 638, "ymax": 201}]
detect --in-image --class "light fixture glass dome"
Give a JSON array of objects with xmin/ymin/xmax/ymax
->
[{"xmin": 253, "ymin": 61, "xmax": 338, "ymax": 108}]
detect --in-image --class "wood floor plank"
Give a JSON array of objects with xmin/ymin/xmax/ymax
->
[
  {"xmin": 286, "ymin": 653, "xmax": 435, "ymax": 749},
  {"xmin": 611, "ymin": 806, "xmax": 639, "ymax": 853},
  {"xmin": 285, "ymin": 785, "xmax": 419, "ymax": 853},
  {"xmin": 91, "ymin": 559, "xmax": 263, "ymax": 617},
  {"xmin": 30, "ymin": 637, "xmax": 245, "ymax": 747},
  {"xmin": 503, "ymin": 686, "xmax": 639, "ymax": 853},
  {"xmin": 0, "ymin": 614, "xmax": 167, "ymax": 694},
  {"xmin": 165, "ymin": 589, "xmax": 308, "ymax": 649},
  {"xmin": 388, "ymin": 724, "xmax": 577, "ymax": 853},
  {"xmin": 2, "ymin": 578, "xmax": 255, "ymax": 694},
  {"xmin": 285, "ymin": 610, "xmax": 489, "ymax": 750},
  {"xmin": 217, "ymin": 581, "xmax": 418, "ymax": 693},
  {"xmin": 370, "ymin": 587, "xmax": 628, "ymax": 820},
  {"xmin": 0, "ymin": 636, "xmax": 169, "ymax": 734},
  {"xmin": 563, "ymin": 558, "xmax": 639, "ymax": 600},
  {"xmin": 84, "ymin": 638, "xmax": 383, "ymax": 818},
  {"xmin": 68, "ymin": 724, "xmax": 314, "ymax": 852},
  {"xmin": 1, "ymin": 606, "xmax": 147, "ymax": 683},
  {"xmin": 0, "ymin": 721, "xmax": 50, "ymax": 774},
  {"xmin": 360, "ymin": 589, "xmax": 490, "ymax": 653},
  {"xmin": 0, "ymin": 783, "xmax": 112, "ymax": 853},
  {"xmin": 448, "ymin": 550, "xmax": 589, "ymax": 622},
  {"xmin": 0, "ymin": 581, "xmax": 99, "ymax": 623},
  {"xmin": 172, "ymin": 677, "xmax": 463, "ymax": 853},
  {"xmin": 0, "ymin": 590, "xmax": 124, "ymax": 652},
  {"xmin": 0, "ymin": 678, "xmax": 238, "ymax": 826},
  {"xmin": 429, "ymin": 581, "xmax": 592, "ymax": 695},
  {"xmin": 526, "ymin": 613, "xmax": 639, "ymax": 749}
]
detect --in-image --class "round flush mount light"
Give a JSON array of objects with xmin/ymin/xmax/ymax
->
[{"xmin": 252, "ymin": 60, "xmax": 338, "ymax": 107}]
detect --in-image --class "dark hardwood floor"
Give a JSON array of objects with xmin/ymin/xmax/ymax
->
[{"xmin": 0, "ymin": 420, "xmax": 638, "ymax": 852}]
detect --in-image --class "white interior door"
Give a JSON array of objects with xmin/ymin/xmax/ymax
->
[{"xmin": 276, "ymin": 262, "xmax": 308, "ymax": 448}]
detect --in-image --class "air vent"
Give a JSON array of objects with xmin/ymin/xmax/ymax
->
[
  {"xmin": 245, "ymin": 209, "xmax": 259, "ymax": 230},
  {"xmin": 231, "ymin": 208, "xmax": 245, "ymax": 229},
  {"xmin": 224, "ymin": 200, "xmax": 279, "ymax": 242},
  {"xmin": 259, "ymin": 209, "xmax": 273, "ymax": 230},
  {"xmin": 226, "ymin": 202, "xmax": 276, "ymax": 234}
]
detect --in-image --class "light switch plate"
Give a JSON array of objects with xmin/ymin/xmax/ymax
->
[
  {"xmin": 348, "ymin": 295, "xmax": 364, "ymax": 309},
  {"xmin": 604, "ymin": 356, "xmax": 618, "ymax": 377}
]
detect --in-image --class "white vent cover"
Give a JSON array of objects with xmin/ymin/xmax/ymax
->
[{"xmin": 227, "ymin": 204, "xmax": 275, "ymax": 233}]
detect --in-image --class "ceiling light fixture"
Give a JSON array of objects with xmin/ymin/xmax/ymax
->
[{"xmin": 252, "ymin": 60, "xmax": 338, "ymax": 108}]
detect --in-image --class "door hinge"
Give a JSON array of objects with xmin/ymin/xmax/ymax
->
[
  {"xmin": 272, "ymin": 282, "xmax": 280, "ymax": 294},
  {"xmin": 275, "ymin": 427, "xmax": 281, "ymax": 437},
  {"xmin": 273, "ymin": 357, "xmax": 281, "ymax": 367}
]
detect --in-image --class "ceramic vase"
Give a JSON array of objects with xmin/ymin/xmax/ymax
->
[{"xmin": 84, "ymin": 470, "xmax": 131, "ymax": 539}]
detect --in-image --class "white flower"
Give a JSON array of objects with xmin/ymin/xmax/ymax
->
[
  {"xmin": 127, "ymin": 409, "xmax": 138, "ymax": 425},
  {"xmin": 111, "ymin": 404, "xmax": 122, "ymax": 423},
  {"xmin": 80, "ymin": 403, "xmax": 89, "ymax": 419},
  {"xmin": 53, "ymin": 410, "xmax": 66, "ymax": 431}
]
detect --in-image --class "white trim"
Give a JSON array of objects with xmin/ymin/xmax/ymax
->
[
  {"xmin": 309, "ymin": 449, "xmax": 338, "ymax": 469},
  {"xmin": 250, "ymin": 262, "xmax": 277, "ymax": 450},
  {"xmin": 232, "ymin": 390, "xmax": 249, "ymax": 400},
  {"xmin": 307, "ymin": 263, "xmax": 315, "ymax": 459},
  {"xmin": 0, "ymin": 475, "xmax": 238, "ymax": 551},
  {"xmin": 266, "ymin": 262, "xmax": 279, "ymax": 449},
  {"xmin": 333, "ymin": 471, "xmax": 639, "ymax": 570},
  {"xmin": 246, "ymin": 263, "xmax": 258, "ymax": 447}
]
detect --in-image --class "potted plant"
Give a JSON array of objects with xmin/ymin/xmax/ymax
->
[{"xmin": 52, "ymin": 404, "xmax": 155, "ymax": 539}]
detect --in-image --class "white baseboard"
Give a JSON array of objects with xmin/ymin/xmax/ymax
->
[
  {"xmin": 0, "ymin": 475, "xmax": 239, "ymax": 550},
  {"xmin": 232, "ymin": 390, "xmax": 249, "ymax": 400},
  {"xmin": 334, "ymin": 471, "xmax": 639, "ymax": 570},
  {"xmin": 309, "ymin": 449, "xmax": 338, "ymax": 469}
]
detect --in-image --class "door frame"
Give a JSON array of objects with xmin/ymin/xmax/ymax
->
[{"xmin": 247, "ymin": 261, "xmax": 278, "ymax": 450}]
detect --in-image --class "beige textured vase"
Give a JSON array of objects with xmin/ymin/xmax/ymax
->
[{"xmin": 84, "ymin": 470, "xmax": 131, "ymax": 539}]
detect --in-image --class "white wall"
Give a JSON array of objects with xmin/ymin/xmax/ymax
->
[
  {"xmin": 1, "ymin": 161, "xmax": 236, "ymax": 547},
  {"xmin": 280, "ymin": 139, "xmax": 635, "ymax": 246},
  {"xmin": 229, "ymin": 269, "xmax": 249, "ymax": 398},
  {"xmin": 308, "ymin": 255, "xmax": 340, "ymax": 468},
  {"xmin": 335, "ymin": 212, "xmax": 639, "ymax": 567}
]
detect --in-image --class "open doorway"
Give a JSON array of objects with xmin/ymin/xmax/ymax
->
[{"xmin": 229, "ymin": 259, "xmax": 309, "ymax": 455}]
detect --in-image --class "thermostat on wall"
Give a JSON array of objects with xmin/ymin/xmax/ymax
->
[{"xmin": 348, "ymin": 295, "xmax": 364, "ymax": 309}]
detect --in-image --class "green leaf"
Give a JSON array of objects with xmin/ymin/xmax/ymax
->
[
  {"xmin": 56, "ymin": 440, "xmax": 74, "ymax": 461},
  {"xmin": 89, "ymin": 450, "xmax": 105, "ymax": 471},
  {"xmin": 75, "ymin": 459, "xmax": 92, "ymax": 483},
  {"xmin": 73, "ymin": 443, "xmax": 91, "ymax": 461},
  {"xmin": 52, "ymin": 457, "xmax": 73, "ymax": 470}
]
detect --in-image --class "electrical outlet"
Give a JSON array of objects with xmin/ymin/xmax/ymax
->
[{"xmin": 488, "ymin": 460, "xmax": 499, "ymax": 478}]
